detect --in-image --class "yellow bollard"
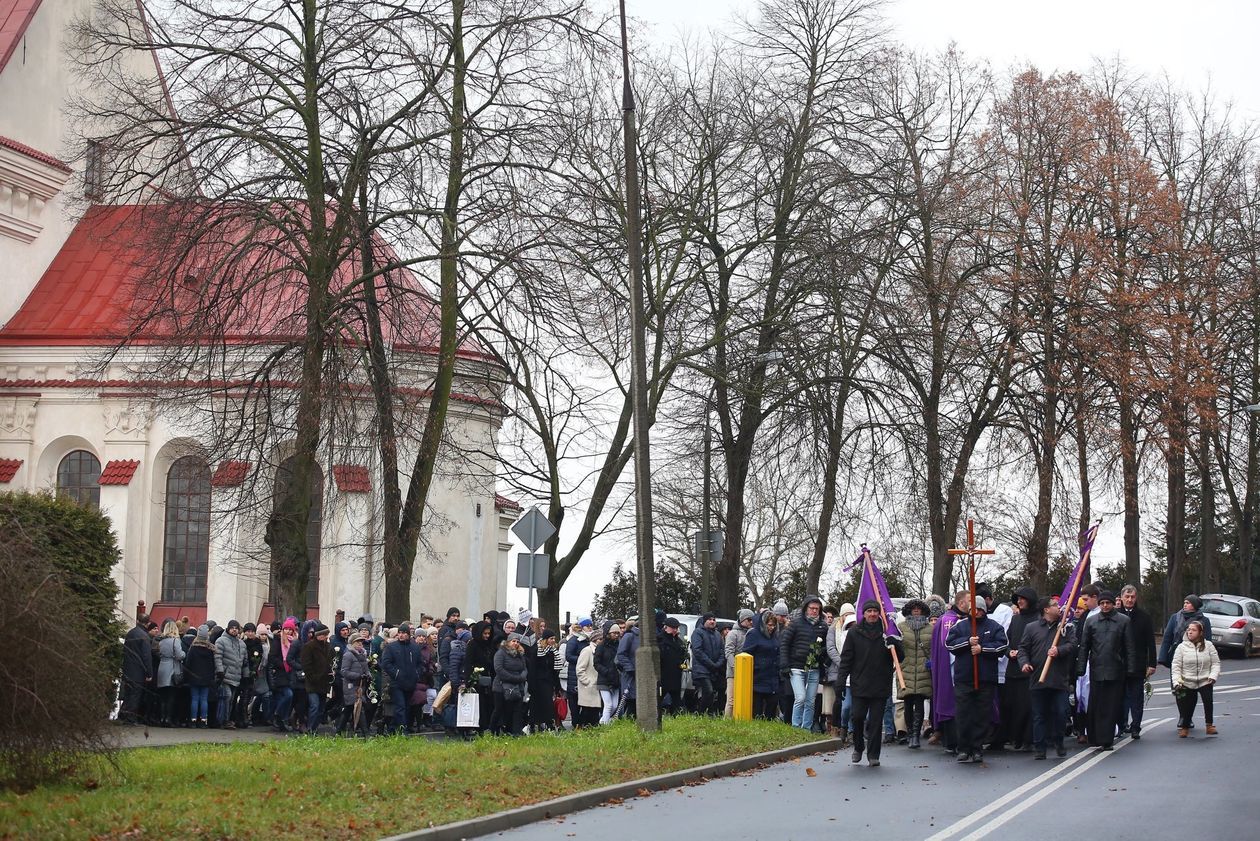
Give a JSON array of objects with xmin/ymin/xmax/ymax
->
[{"xmin": 733, "ymin": 652, "xmax": 753, "ymax": 721}]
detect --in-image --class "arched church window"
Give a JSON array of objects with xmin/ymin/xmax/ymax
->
[
  {"xmin": 56, "ymin": 450, "xmax": 101, "ymax": 509},
  {"xmin": 270, "ymin": 457, "xmax": 323, "ymax": 608},
  {"xmin": 161, "ymin": 456, "xmax": 211, "ymax": 603}
]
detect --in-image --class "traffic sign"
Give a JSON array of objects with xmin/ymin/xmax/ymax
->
[
  {"xmin": 515, "ymin": 553, "xmax": 550, "ymax": 590},
  {"xmin": 511, "ymin": 506, "xmax": 556, "ymax": 551}
]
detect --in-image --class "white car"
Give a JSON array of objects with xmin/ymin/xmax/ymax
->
[{"xmin": 1199, "ymin": 594, "xmax": 1260, "ymax": 657}]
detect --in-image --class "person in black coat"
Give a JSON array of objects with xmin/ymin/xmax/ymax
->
[
  {"xmin": 527, "ymin": 630, "xmax": 563, "ymax": 731},
  {"xmin": 999, "ymin": 586, "xmax": 1039, "ymax": 750},
  {"xmin": 658, "ymin": 617, "xmax": 687, "ymax": 715},
  {"xmin": 1117, "ymin": 584, "xmax": 1157, "ymax": 739},
  {"xmin": 836, "ymin": 601, "xmax": 905, "ymax": 767},
  {"xmin": 464, "ymin": 621, "xmax": 498, "ymax": 733},
  {"xmin": 1075, "ymin": 591, "xmax": 1136, "ymax": 749},
  {"xmin": 184, "ymin": 627, "xmax": 218, "ymax": 728},
  {"xmin": 946, "ymin": 597, "xmax": 1009, "ymax": 763},
  {"xmin": 380, "ymin": 623, "xmax": 423, "ymax": 734},
  {"xmin": 1017, "ymin": 598, "xmax": 1077, "ymax": 759},
  {"xmin": 118, "ymin": 614, "xmax": 155, "ymax": 724}
]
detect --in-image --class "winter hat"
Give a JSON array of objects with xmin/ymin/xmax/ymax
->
[
  {"xmin": 518, "ymin": 608, "xmax": 534, "ymax": 625},
  {"xmin": 838, "ymin": 603, "xmax": 856, "ymax": 623},
  {"xmin": 196, "ymin": 625, "xmax": 209, "ymax": 641},
  {"xmin": 663, "ymin": 616, "xmax": 680, "ymax": 628},
  {"xmin": 358, "ymin": 622, "xmax": 372, "ymax": 634},
  {"xmin": 205, "ymin": 619, "xmax": 218, "ymax": 629},
  {"xmin": 314, "ymin": 623, "xmax": 331, "ymax": 637},
  {"xmin": 972, "ymin": 600, "xmax": 989, "ymax": 614},
  {"xmin": 901, "ymin": 599, "xmax": 929, "ymax": 618},
  {"xmin": 699, "ymin": 612, "xmax": 715, "ymax": 623},
  {"xmin": 496, "ymin": 611, "xmax": 511, "ymax": 623},
  {"xmin": 1185, "ymin": 594, "xmax": 1203, "ymax": 611},
  {"xmin": 577, "ymin": 617, "xmax": 593, "ymax": 629},
  {"xmin": 772, "ymin": 600, "xmax": 790, "ymax": 617},
  {"xmin": 1098, "ymin": 590, "xmax": 1116, "ymax": 604},
  {"xmin": 539, "ymin": 629, "xmax": 558, "ymax": 641},
  {"xmin": 397, "ymin": 623, "xmax": 412, "ymax": 636},
  {"xmin": 242, "ymin": 622, "xmax": 257, "ymax": 633},
  {"xmin": 975, "ymin": 583, "xmax": 994, "ymax": 600},
  {"xmin": 1075, "ymin": 596, "xmax": 1089, "ymax": 610},
  {"xmin": 225, "ymin": 619, "xmax": 240, "ymax": 633},
  {"xmin": 927, "ymin": 597, "xmax": 946, "ymax": 619},
  {"xmin": 737, "ymin": 609, "xmax": 755, "ymax": 623},
  {"xmin": 507, "ymin": 632, "xmax": 525, "ymax": 644},
  {"xmin": 282, "ymin": 617, "xmax": 298, "ymax": 631},
  {"xmin": 1011, "ymin": 586, "xmax": 1038, "ymax": 607},
  {"xmin": 861, "ymin": 599, "xmax": 881, "ymax": 614},
  {"xmin": 258, "ymin": 625, "xmax": 273, "ymax": 638},
  {"xmin": 446, "ymin": 607, "xmax": 461, "ymax": 619}
]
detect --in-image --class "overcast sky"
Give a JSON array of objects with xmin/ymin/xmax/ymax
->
[{"xmin": 503, "ymin": 0, "xmax": 1258, "ymax": 619}]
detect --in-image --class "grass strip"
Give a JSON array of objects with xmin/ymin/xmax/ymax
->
[{"xmin": 0, "ymin": 717, "xmax": 822, "ymax": 840}]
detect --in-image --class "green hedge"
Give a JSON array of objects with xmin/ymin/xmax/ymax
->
[{"xmin": 0, "ymin": 492, "xmax": 123, "ymax": 644}]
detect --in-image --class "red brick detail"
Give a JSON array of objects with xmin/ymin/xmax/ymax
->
[
  {"xmin": 495, "ymin": 493, "xmax": 522, "ymax": 513},
  {"xmin": 210, "ymin": 459, "xmax": 250, "ymax": 487},
  {"xmin": 0, "ymin": 458, "xmax": 21, "ymax": 482},
  {"xmin": 332, "ymin": 464, "xmax": 371, "ymax": 493},
  {"xmin": 0, "ymin": 133, "xmax": 72, "ymax": 174},
  {"xmin": 98, "ymin": 459, "xmax": 140, "ymax": 485}
]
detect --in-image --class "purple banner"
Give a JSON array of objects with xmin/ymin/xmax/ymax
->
[
  {"xmin": 855, "ymin": 546, "xmax": 901, "ymax": 637},
  {"xmin": 1058, "ymin": 522, "xmax": 1101, "ymax": 609}
]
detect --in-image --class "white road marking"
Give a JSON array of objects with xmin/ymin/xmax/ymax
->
[{"xmin": 924, "ymin": 718, "xmax": 1173, "ymax": 841}]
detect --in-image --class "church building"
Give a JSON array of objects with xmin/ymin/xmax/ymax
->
[{"xmin": 0, "ymin": 0, "xmax": 519, "ymax": 625}]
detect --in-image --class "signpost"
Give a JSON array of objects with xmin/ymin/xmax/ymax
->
[{"xmin": 511, "ymin": 506, "xmax": 557, "ymax": 612}]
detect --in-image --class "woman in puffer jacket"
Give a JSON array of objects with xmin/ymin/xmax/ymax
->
[
  {"xmin": 594, "ymin": 622, "xmax": 623, "ymax": 724},
  {"xmin": 896, "ymin": 600, "xmax": 933, "ymax": 749},
  {"xmin": 492, "ymin": 633, "xmax": 530, "ymax": 736},
  {"xmin": 1171, "ymin": 620, "xmax": 1220, "ymax": 738},
  {"xmin": 336, "ymin": 632, "xmax": 371, "ymax": 736},
  {"xmin": 742, "ymin": 611, "xmax": 783, "ymax": 720},
  {"xmin": 155, "ymin": 620, "xmax": 185, "ymax": 726}
]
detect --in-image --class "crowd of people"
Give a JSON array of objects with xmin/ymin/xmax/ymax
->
[{"xmin": 114, "ymin": 585, "xmax": 1224, "ymax": 762}]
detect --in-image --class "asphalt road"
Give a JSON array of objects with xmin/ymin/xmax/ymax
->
[{"xmin": 481, "ymin": 658, "xmax": 1260, "ymax": 841}]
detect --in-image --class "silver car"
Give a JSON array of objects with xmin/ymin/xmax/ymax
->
[{"xmin": 1199, "ymin": 593, "xmax": 1260, "ymax": 657}]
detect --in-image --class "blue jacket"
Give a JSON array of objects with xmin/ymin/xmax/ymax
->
[
  {"xmin": 945, "ymin": 613, "xmax": 1008, "ymax": 685},
  {"xmin": 565, "ymin": 632, "xmax": 591, "ymax": 693},
  {"xmin": 742, "ymin": 615, "xmax": 781, "ymax": 695},
  {"xmin": 1158, "ymin": 608, "xmax": 1212, "ymax": 666},
  {"xmin": 615, "ymin": 626, "xmax": 640, "ymax": 698},
  {"xmin": 447, "ymin": 630, "xmax": 471, "ymax": 689},
  {"xmin": 690, "ymin": 623, "xmax": 724, "ymax": 681},
  {"xmin": 380, "ymin": 639, "xmax": 423, "ymax": 693}
]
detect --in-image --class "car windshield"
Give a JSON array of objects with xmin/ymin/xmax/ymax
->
[{"xmin": 1202, "ymin": 599, "xmax": 1243, "ymax": 617}]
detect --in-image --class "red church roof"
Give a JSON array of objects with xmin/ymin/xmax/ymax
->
[
  {"xmin": 0, "ymin": 457, "xmax": 21, "ymax": 483},
  {"xmin": 98, "ymin": 459, "xmax": 140, "ymax": 485},
  {"xmin": 0, "ymin": 204, "xmax": 489, "ymax": 361},
  {"xmin": 0, "ymin": 0, "xmax": 41, "ymax": 74}
]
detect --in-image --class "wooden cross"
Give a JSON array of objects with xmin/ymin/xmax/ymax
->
[{"xmin": 947, "ymin": 518, "xmax": 995, "ymax": 688}]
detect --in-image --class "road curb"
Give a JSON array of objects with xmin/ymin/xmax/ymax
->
[{"xmin": 379, "ymin": 736, "xmax": 841, "ymax": 841}]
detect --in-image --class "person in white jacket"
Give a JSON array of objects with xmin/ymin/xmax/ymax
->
[{"xmin": 1171, "ymin": 620, "xmax": 1220, "ymax": 738}]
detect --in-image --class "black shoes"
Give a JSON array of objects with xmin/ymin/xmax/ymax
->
[
  {"xmin": 971, "ymin": 752, "xmax": 984, "ymax": 763},
  {"xmin": 868, "ymin": 758, "xmax": 880, "ymax": 767},
  {"xmin": 1034, "ymin": 751, "xmax": 1046, "ymax": 760},
  {"xmin": 1055, "ymin": 744, "xmax": 1066, "ymax": 758},
  {"xmin": 850, "ymin": 749, "xmax": 863, "ymax": 764},
  {"xmin": 957, "ymin": 752, "xmax": 973, "ymax": 763}
]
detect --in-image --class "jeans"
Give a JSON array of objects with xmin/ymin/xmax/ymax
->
[
  {"xmin": 306, "ymin": 691, "xmax": 326, "ymax": 733},
  {"xmin": 216, "ymin": 684, "xmax": 238, "ymax": 726},
  {"xmin": 389, "ymin": 685, "xmax": 410, "ymax": 732},
  {"xmin": 883, "ymin": 697, "xmax": 895, "ymax": 736},
  {"xmin": 789, "ymin": 669, "xmax": 820, "ymax": 729},
  {"xmin": 1119, "ymin": 675, "xmax": 1146, "ymax": 734},
  {"xmin": 1030, "ymin": 688, "xmax": 1067, "ymax": 752},
  {"xmin": 599, "ymin": 688, "xmax": 620, "ymax": 724},
  {"xmin": 693, "ymin": 676, "xmax": 716, "ymax": 715},
  {"xmin": 189, "ymin": 686, "xmax": 209, "ymax": 721},
  {"xmin": 272, "ymin": 687, "xmax": 293, "ymax": 725}
]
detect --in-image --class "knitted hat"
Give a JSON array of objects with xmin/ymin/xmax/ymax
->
[
  {"xmin": 1098, "ymin": 590, "xmax": 1116, "ymax": 603},
  {"xmin": 397, "ymin": 623, "xmax": 412, "ymax": 636},
  {"xmin": 975, "ymin": 582, "xmax": 994, "ymax": 600},
  {"xmin": 1185, "ymin": 594, "xmax": 1203, "ymax": 611},
  {"xmin": 1076, "ymin": 596, "xmax": 1089, "ymax": 609},
  {"xmin": 282, "ymin": 617, "xmax": 298, "ymax": 631},
  {"xmin": 242, "ymin": 622, "xmax": 257, "ymax": 633},
  {"xmin": 226, "ymin": 619, "xmax": 241, "ymax": 633},
  {"xmin": 737, "ymin": 609, "xmax": 755, "ymax": 622},
  {"xmin": 446, "ymin": 607, "xmax": 461, "ymax": 619},
  {"xmin": 314, "ymin": 623, "xmax": 331, "ymax": 637},
  {"xmin": 663, "ymin": 617, "xmax": 680, "ymax": 628},
  {"xmin": 507, "ymin": 632, "xmax": 524, "ymax": 644},
  {"xmin": 927, "ymin": 597, "xmax": 946, "ymax": 619},
  {"xmin": 772, "ymin": 600, "xmax": 790, "ymax": 617},
  {"xmin": 861, "ymin": 599, "xmax": 881, "ymax": 614},
  {"xmin": 259, "ymin": 625, "xmax": 273, "ymax": 638},
  {"xmin": 838, "ymin": 602, "xmax": 856, "ymax": 622},
  {"xmin": 577, "ymin": 617, "xmax": 593, "ymax": 628},
  {"xmin": 196, "ymin": 625, "xmax": 209, "ymax": 641}
]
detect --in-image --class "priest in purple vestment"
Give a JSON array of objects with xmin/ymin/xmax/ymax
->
[{"xmin": 930, "ymin": 591, "xmax": 968, "ymax": 754}]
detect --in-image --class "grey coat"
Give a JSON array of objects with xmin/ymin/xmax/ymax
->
[
  {"xmin": 492, "ymin": 646, "xmax": 529, "ymax": 693},
  {"xmin": 156, "ymin": 636, "xmax": 185, "ymax": 689},
  {"xmin": 340, "ymin": 644, "xmax": 370, "ymax": 696},
  {"xmin": 724, "ymin": 626, "xmax": 747, "ymax": 679},
  {"xmin": 214, "ymin": 633, "xmax": 248, "ymax": 686}
]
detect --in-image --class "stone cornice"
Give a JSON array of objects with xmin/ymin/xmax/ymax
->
[{"xmin": 0, "ymin": 140, "xmax": 72, "ymax": 243}]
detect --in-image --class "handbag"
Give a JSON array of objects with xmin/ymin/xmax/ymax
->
[
  {"xmin": 553, "ymin": 693, "xmax": 569, "ymax": 721},
  {"xmin": 456, "ymin": 691, "xmax": 480, "ymax": 728},
  {"xmin": 503, "ymin": 683, "xmax": 524, "ymax": 702}
]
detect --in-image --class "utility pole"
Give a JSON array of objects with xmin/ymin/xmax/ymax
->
[{"xmin": 619, "ymin": 0, "xmax": 659, "ymax": 733}]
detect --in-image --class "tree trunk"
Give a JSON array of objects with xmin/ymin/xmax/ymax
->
[
  {"xmin": 1199, "ymin": 417, "xmax": 1219, "ymax": 593},
  {"xmin": 1118, "ymin": 393, "xmax": 1142, "ymax": 586},
  {"xmin": 806, "ymin": 402, "xmax": 846, "ymax": 595},
  {"xmin": 1028, "ymin": 319, "xmax": 1059, "ymax": 594},
  {"xmin": 391, "ymin": 0, "xmax": 467, "ymax": 622},
  {"xmin": 1166, "ymin": 429, "xmax": 1187, "ymax": 617}
]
